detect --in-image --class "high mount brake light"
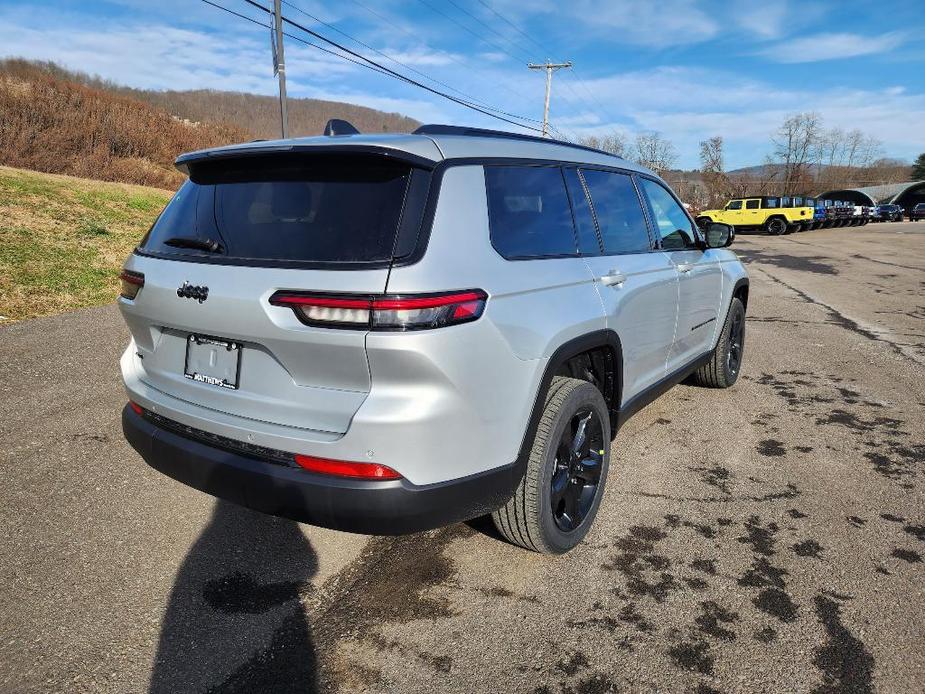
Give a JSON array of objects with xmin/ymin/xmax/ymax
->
[
  {"xmin": 294, "ymin": 454, "xmax": 402, "ymax": 480},
  {"xmin": 119, "ymin": 270, "xmax": 145, "ymax": 300},
  {"xmin": 269, "ymin": 290, "xmax": 488, "ymax": 330}
]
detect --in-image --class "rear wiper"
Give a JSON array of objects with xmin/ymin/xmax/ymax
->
[{"xmin": 163, "ymin": 236, "xmax": 224, "ymax": 253}]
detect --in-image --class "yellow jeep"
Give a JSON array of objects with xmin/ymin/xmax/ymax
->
[{"xmin": 697, "ymin": 196, "xmax": 813, "ymax": 235}]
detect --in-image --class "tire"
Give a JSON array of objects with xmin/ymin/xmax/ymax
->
[
  {"xmin": 691, "ymin": 297, "xmax": 745, "ymax": 389},
  {"xmin": 785, "ymin": 224, "xmax": 798, "ymax": 234},
  {"xmin": 492, "ymin": 377, "xmax": 611, "ymax": 554},
  {"xmin": 766, "ymin": 217, "xmax": 787, "ymax": 235}
]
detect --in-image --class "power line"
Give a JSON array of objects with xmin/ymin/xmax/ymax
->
[
  {"xmin": 469, "ymin": 1, "xmax": 620, "ymax": 134},
  {"xmin": 235, "ymin": 0, "xmax": 545, "ymax": 133},
  {"xmin": 343, "ymin": 0, "xmax": 546, "ymax": 115},
  {"xmin": 201, "ymin": 0, "xmax": 398, "ymax": 81},
  {"xmin": 281, "ymin": 0, "xmax": 542, "ymax": 124},
  {"xmin": 476, "ymin": 0, "xmax": 546, "ymax": 55},
  {"xmin": 445, "ymin": 0, "xmax": 533, "ymax": 63},
  {"xmin": 414, "ymin": 0, "xmax": 529, "ymax": 67}
]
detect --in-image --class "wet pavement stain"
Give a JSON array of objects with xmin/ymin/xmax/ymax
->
[
  {"xmin": 753, "ymin": 588, "xmax": 799, "ymax": 623},
  {"xmin": 667, "ymin": 640, "xmax": 715, "ymax": 675},
  {"xmin": 695, "ymin": 601, "xmax": 739, "ymax": 641},
  {"xmin": 812, "ymin": 595, "xmax": 874, "ymax": 694},
  {"xmin": 891, "ymin": 548, "xmax": 922, "ymax": 563},
  {"xmin": 792, "ymin": 540, "xmax": 824, "ymax": 559},
  {"xmin": 757, "ymin": 439, "xmax": 787, "ymax": 457}
]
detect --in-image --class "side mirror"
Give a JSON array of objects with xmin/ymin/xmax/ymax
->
[{"xmin": 704, "ymin": 222, "xmax": 733, "ymax": 248}]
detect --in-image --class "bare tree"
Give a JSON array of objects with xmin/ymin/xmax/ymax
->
[
  {"xmin": 769, "ymin": 112, "xmax": 821, "ymax": 194},
  {"xmin": 580, "ymin": 131, "xmax": 627, "ymax": 157},
  {"xmin": 633, "ymin": 131, "xmax": 677, "ymax": 175},
  {"xmin": 699, "ymin": 136, "xmax": 728, "ymax": 207}
]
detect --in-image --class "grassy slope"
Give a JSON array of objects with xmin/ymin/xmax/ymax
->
[{"xmin": 0, "ymin": 165, "xmax": 171, "ymax": 322}]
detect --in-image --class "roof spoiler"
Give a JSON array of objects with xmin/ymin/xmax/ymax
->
[{"xmin": 323, "ymin": 119, "xmax": 360, "ymax": 136}]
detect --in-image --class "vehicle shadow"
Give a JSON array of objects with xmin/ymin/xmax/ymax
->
[{"xmin": 149, "ymin": 499, "xmax": 319, "ymax": 694}]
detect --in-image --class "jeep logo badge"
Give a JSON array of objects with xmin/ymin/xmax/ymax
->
[{"xmin": 177, "ymin": 282, "xmax": 209, "ymax": 303}]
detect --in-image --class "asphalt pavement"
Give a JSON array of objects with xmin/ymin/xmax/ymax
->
[{"xmin": 1, "ymin": 221, "xmax": 923, "ymax": 693}]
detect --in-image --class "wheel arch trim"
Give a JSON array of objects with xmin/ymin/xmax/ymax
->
[{"xmin": 513, "ymin": 330, "xmax": 624, "ymax": 479}]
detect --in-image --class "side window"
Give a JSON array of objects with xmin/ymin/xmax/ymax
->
[
  {"xmin": 485, "ymin": 166, "xmax": 577, "ymax": 259},
  {"xmin": 562, "ymin": 168, "xmax": 602, "ymax": 256},
  {"xmin": 766, "ymin": 198, "xmax": 779, "ymax": 208},
  {"xmin": 581, "ymin": 169, "xmax": 652, "ymax": 255},
  {"xmin": 727, "ymin": 200, "xmax": 743, "ymax": 210},
  {"xmin": 638, "ymin": 178, "xmax": 698, "ymax": 251},
  {"xmin": 746, "ymin": 199, "xmax": 760, "ymax": 209}
]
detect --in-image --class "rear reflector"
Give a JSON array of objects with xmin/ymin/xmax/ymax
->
[
  {"xmin": 270, "ymin": 289, "xmax": 487, "ymax": 331},
  {"xmin": 129, "ymin": 401, "xmax": 144, "ymax": 416},
  {"xmin": 119, "ymin": 270, "xmax": 145, "ymax": 300},
  {"xmin": 294, "ymin": 454, "xmax": 402, "ymax": 480}
]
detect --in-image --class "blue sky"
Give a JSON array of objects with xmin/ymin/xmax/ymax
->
[{"xmin": 0, "ymin": 0, "xmax": 923, "ymax": 168}]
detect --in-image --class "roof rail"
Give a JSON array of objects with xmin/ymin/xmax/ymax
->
[{"xmin": 412, "ymin": 124, "xmax": 623, "ymax": 159}]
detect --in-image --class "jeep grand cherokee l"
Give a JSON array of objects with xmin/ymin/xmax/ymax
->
[{"xmin": 120, "ymin": 123, "xmax": 749, "ymax": 554}]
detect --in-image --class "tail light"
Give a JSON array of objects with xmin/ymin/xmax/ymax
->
[
  {"xmin": 294, "ymin": 454, "xmax": 401, "ymax": 480},
  {"xmin": 270, "ymin": 289, "xmax": 488, "ymax": 331},
  {"xmin": 119, "ymin": 270, "xmax": 145, "ymax": 300}
]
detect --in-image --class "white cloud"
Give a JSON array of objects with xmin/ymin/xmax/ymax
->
[
  {"xmin": 735, "ymin": 1, "xmax": 790, "ymax": 39},
  {"xmin": 757, "ymin": 31, "xmax": 907, "ymax": 63},
  {"xmin": 554, "ymin": 66, "xmax": 924, "ymax": 167}
]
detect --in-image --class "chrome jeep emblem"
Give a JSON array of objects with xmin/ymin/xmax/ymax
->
[{"xmin": 177, "ymin": 282, "xmax": 209, "ymax": 303}]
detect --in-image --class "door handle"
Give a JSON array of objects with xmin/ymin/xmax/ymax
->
[
  {"xmin": 676, "ymin": 263, "xmax": 694, "ymax": 274},
  {"xmin": 599, "ymin": 270, "xmax": 626, "ymax": 286}
]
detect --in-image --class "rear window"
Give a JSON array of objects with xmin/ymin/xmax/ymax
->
[
  {"xmin": 141, "ymin": 155, "xmax": 419, "ymax": 266},
  {"xmin": 486, "ymin": 166, "xmax": 577, "ymax": 259}
]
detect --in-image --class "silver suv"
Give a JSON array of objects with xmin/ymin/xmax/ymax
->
[{"xmin": 119, "ymin": 123, "xmax": 748, "ymax": 554}]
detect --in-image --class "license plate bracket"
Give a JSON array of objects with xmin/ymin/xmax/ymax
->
[{"xmin": 184, "ymin": 334, "xmax": 242, "ymax": 390}]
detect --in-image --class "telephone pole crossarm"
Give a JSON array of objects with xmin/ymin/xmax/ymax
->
[{"xmin": 527, "ymin": 61, "xmax": 572, "ymax": 138}]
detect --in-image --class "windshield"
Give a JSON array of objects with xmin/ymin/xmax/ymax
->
[{"xmin": 141, "ymin": 155, "xmax": 418, "ymax": 266}]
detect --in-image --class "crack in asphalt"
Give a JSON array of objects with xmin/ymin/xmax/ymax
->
[{"xmin": 754, "ymin": 265, "xmax": 925, "ymax": 366}]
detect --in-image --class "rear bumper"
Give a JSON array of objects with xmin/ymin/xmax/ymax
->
[{"xmin": 122, "ymin": 404, "xmax": 520, "ymax": 535}]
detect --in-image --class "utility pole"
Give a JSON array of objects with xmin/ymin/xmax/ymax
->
[
  {"xmin": 272, "ymin": 0, "xmax": 289, "ymax": 138},
  {"xmin": 527, "ymin": 60, "xmax": 571, "ymax": 137}
]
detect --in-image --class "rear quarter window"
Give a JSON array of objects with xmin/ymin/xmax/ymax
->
[
  {"xmin": 485, "ymin": 166, "xmax": 578, "ymax": 259},
  {"xmin": 580, "ymin": 169, "xmax": 651, "ymax": 255}
]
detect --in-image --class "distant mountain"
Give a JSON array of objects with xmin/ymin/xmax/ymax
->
[{"xmin": 0, "ymin": 59, "xmax": 420, "ymax": 188}]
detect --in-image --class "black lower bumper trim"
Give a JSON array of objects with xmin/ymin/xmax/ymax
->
[{"xmin": 122, "ymin": 405, "xmax": 520, "ymax": 535}]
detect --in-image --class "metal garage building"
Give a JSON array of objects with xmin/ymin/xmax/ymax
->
[{"xmin": 817, "ymin": 181, "xmax": 925, "ymax": 212}]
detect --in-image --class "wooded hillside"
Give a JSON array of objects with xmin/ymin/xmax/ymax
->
[{"xmin": 0, "ymin": 59, "xmax": 420, "ymax": 189}]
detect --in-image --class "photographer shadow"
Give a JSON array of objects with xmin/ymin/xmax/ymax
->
[{"xmin": 149, "ymin": 499, "xmax": 319, "ymax": 693}]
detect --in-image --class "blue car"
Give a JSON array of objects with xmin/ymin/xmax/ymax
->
[{"xmin": 807, "ymin": 197, "xmax": 826, "ymax": 230}]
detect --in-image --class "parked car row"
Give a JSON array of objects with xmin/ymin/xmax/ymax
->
[
  {"xmin": 872, "ymin": 203, "xmax": 925, "ymax": 222},
  {"xmin": 697, "ymin": 196, "xmax": 925, "ymax": 235}
]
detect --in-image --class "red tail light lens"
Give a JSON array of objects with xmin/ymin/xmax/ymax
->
[
  {"xmin": 294, "ymin": 454, "xmax": 402, "ymax": 480},
  {"xmin": 270, "ymin": 290, "xmax": 487, "ymax": 330},
  {"xmin": 129, "ymin": 401, "xmax": 144, "ymax": 416},
  {"xmin": 119, "ymin": 270, "xmax": 145, "ymax": 300}
]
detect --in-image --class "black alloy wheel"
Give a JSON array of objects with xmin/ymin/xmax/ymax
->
[
  {"xmin": 767, "ymin": 218, "xmax": 786, "ymax": 235},
  {"xmin": 550, "ymin": 409, "xmax": 604, "ymax": 532},
  {"xmin": 727, "ymin": 307, "xmax": 744, "ymax": 377}
]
